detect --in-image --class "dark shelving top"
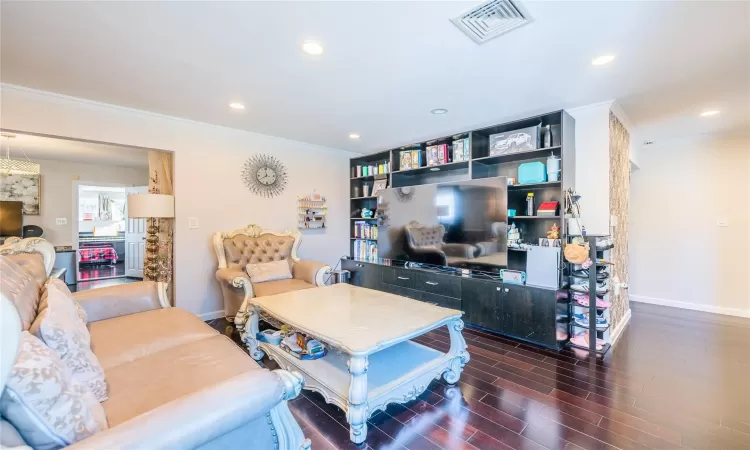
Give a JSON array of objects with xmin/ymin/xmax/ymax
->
[{"xmin": 392, "ymin": 160, "xmax": 469, "ymax": 176}]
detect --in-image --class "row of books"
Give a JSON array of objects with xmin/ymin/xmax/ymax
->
[
  {"xmin": 399, "ymin": 138, "xmax": 472, "ymax": 170},
  {"xmin": 353, "ymin": 221, "xmax": 377, "ymax": 239},
  {"xmin": 353, "ymin": 239, "xmax": 377, "ymax": 260}
]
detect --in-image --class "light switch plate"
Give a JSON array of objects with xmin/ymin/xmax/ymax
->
[
  {"xmin": 55, "ymin": 218, "xmax": 67, "ymax": 225},
  {"xmin": 717, "ymin": 219, "xmax": 729, "ymax": 227},
  {"xmin": 188, "ymin": 217, "xmax": 199, "ymax": 229}
]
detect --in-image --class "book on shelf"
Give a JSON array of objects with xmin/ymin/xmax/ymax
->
[
  {"xmin": 426, "ymin": 146, "xmax": 438, "ymax": 166},
  {"xmin": 453, "ymin": 140, "xmax": 464, "ymax": 162},
  {"xmin": 353, "ymin": 221, "xmax": 377, "ymax": 240},
  {"xmin": 353, "ymin": 239, "xmax": 377, "ymax": 260},
  {"xmin": 537, "ymin": 201, "xmax": 559, "ymax": 216}
]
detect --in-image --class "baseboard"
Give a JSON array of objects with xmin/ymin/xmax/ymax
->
[
  {"xmin": 629, "ymin": 294, "xmax": 750, "ymax": 318},
  {"xmin": 609, "ymin": 308, "xmax": 631, "ymax": 346},
  {"xmin": 198, "ymin": 310, "xmax": 226, "ymax": 321}
]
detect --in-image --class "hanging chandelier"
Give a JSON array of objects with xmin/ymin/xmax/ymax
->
[{"xmin": 1, "ymin": 134, "xmax": 40, "ymax": 175}]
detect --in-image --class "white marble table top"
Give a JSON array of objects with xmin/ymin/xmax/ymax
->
[{"xmin": 250, "ymin": 284, "xmax": 462, "ymax": 356}]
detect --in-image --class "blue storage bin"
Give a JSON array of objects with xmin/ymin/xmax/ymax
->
[{"xmin": 518, "ymin": 162, "xmax": 547, "ymax": 184}]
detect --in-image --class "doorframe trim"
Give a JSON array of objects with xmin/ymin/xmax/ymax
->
[{"xmin": 72, "ymin": 181, "xmax": 139, "ymax": 283}]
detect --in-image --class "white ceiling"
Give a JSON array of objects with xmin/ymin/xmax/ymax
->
[
  {"xmin": 0, "ymin": 132, "xmax": 149, "ymax": 169},
  {"xmin": 1, "ymin": 1, "xmax": 748, "ymax": 154}
]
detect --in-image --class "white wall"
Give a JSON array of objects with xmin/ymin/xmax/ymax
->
[
  {"xmin": 21, "ymin": 159, "xmax": 147, "ymax": 245},
  {"xmin": 567, "ymin": 101, "xmax": 612, "ymax": 235},
  {"xmin": 629, "ymin": 135, "xmax": 750, "ymax": 316},
  {"xmin": 0, "ymin": 84, "xmax": 352, "ymax": 318}
]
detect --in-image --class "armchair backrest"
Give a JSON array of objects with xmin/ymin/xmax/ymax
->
[
  {"xmin": 0, "ymin": 237, "xmax": 55, "ymax": 286},
  {"xmin": 212, "ymin": 224, "xmax": 302, "ymax": 270},
  {"xmin": 404, "ymin": 221, "xmax": 446, "ymax": 249}
]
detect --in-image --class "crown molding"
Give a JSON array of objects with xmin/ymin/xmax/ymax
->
[{"xmin": 0, "ymin": 83, "xmax": 358, "ymax": 157}]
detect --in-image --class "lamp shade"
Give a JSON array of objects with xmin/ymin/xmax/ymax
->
[{"xmin": 127, "ymin": 194, "xmax": 174, "ymax": 218}]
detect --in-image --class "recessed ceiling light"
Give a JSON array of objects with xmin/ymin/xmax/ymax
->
[
  {"xmin": 302, "ymin": 40, "xmax": 324, "ymax": 55},
  {"xmin": 700, "ymin": 110, "xmax": 720, "ymax": 117},
  {"xmin": 591, "ymin": 54, "xmax": 615, "ymax": 66},
  {"xmin": 349, "ymin": 133, "xmax": 361, "ymax": 140},
  {"xmin": 431, "ymin": 108, "xmax": 448, "ymax": 115},
  {"xmin": 229, "ymin": 102, "xmax": 245, "ymax": 110}
]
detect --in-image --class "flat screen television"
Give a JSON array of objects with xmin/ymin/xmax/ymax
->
[
  {"xmin": 0, "ymin": 201, "xmax": 23, "ymax": 239},
  {"xmin": 377, "ymin": 178, "xmax": 507, "ymax": 270}
]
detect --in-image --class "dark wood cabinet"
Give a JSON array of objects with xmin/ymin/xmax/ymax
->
[
  {"xmin": 341, "ymin": 258, "xmax": 559, "ymax": 349},
  {"xmin": 381, "ymin": 267, "xmax": 415, "ymax": 289},
  {"xmin": 341, "ymin": 259, "xmax": 381, "ymax": 290},
  {"xmin": 501, "ymin": 284, "xmax": 556, "ymax": 346},
  {"xmin": 461, "ymin": 278, "xmax": 502, "ymax": 332}
]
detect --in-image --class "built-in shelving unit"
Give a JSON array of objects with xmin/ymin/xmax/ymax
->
[
  {"xmin": 350, "ymin": 152, "xmax": 390, "ymax": 259},
  {"xmin": 348, "ymin": 110, "xmax": 575, "ymax": 268}
]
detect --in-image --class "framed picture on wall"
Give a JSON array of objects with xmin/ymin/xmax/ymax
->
[{"xmin": 0, "ymin": 173, "xmax": 41, "ymax": 215}]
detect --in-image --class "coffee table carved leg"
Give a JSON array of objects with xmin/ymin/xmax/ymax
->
[
  {"xmin": 346, "ymin": 356, "xmax": 369, "ymax": 444},
  {"xmin": 243, "ymin": 306, "xmax": 264, "ymax": 361},
  {"xmin": 443, "ymin": 318, "xmax": 470, "ymax": 384}
]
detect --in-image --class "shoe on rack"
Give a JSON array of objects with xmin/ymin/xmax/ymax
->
[
  {"xmin": 571, "ymin": 269, "xmax": 609, "ymax": 281},
  {"xmin": 572, "ymin": 292, "xmax": 611, "ymax": 308},
  {"xmin": 573, "ymin": 313, "xmax": 609, "ymax": 330},
  {"xmin": 571, "ymin": 332, "xmax": 606, "ymax": 350},
  {"xmin": 570, "ymin": 281, "xmax": 608, "ymax": 294}
]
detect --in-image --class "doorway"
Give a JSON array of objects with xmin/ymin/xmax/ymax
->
[{"xmin": 75, "ymin": 184, "xmax": 147, "ymax": 282}]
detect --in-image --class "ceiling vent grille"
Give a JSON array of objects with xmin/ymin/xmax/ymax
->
[{"xmin": 451, "ymin": 0, "xmax": 533, "ymax": 44}]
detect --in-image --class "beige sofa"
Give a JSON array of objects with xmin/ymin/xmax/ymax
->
[
  {"xmin": 0, "ymin": 238, "xmax": 310, "ymax": 450},
  {"xmin": 213, "ymin": 224, "xmax": 331, "ymax": 320}
]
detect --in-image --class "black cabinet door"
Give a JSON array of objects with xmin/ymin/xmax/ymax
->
[
  {"xmin": 461, "ymin": 278, "xmax": 502, "ymax": 332},
  {"xmin": 340, "ymin": 260, "xmax": 381, "ymax": 290},
  {"xmin": 501, "ymin": 284, "xmax": 556, "ymax": 346}
]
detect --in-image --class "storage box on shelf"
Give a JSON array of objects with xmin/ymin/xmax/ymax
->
[{"xmin": 565, "ymin": 234, "xmax": 613, "ymax": 354}]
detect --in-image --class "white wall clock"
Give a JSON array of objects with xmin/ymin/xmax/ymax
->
[{"xmin": 242, "ymin": 154, "xmax": 288, "ymax": 198}]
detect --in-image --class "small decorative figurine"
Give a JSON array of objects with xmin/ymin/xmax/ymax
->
[
  {"xmin": 360, "ymin": 207, "xmax": 374, "ymax": 218},
  {"xmin": 547, "ymin": 223, "xmax": 560, "ymax": 239}
]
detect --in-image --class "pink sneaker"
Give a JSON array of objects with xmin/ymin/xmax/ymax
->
[
  {"xmin": 570, "ymin": 332, "xmax": 606, "ymax": 350},
  {"xmin": 572, "ymin": 292, "xmax": 610, "ymax": 308}
]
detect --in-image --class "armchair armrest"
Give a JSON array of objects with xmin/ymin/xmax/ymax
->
[
  {"xmin": 442, "ymin": 243, "xmax": 479, "ymax": 259},
  {"xmin": 407, "ymin": 247, "xmax": 447, "ymax": 266},
  {"xmin": 215, "ymin": 268, "xmax": 253, "ymax": 295},
  {"xmin": 73, "ymin": 281, "xmax": 169, "ymax": 323},
  {"xmin": 66, "ymin": 369, "xmax": 310, "ymax": 450},
  {"xmin": 292, "ymin": 260, "xmax": 331, "ymax": 286}
]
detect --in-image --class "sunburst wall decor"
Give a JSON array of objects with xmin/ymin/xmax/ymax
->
[{"xmin": 242, "ymin": 154, "xmax": 288, "ymax": 198}]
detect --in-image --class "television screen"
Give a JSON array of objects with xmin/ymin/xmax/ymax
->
[
  {"xmin": 0, "ymin": 201, "xmax": 23, "ymax": 238},
  {"xmin": 377, "ymin": 178, "xmax": 507, "ymax": 269}
]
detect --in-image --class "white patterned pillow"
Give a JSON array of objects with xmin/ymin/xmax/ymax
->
[
  {"xmin": 0, "ymin": 332, "xmax": 107, "ymax": 448},
  {"xmin": 30, "ymin": 286, "xmax": 108, "ymax": 402},
  {"xmin": 245, "ymin": 259, "xmax": 293, "ymax": 283},
  {"xmin": 43, "ymin": 278, "xmax": 87, "ymax": 325}
]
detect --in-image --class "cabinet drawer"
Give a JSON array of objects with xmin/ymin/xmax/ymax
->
[
  {"xmin": 421, "ymin": 292, "xmax": 462, "ymax": 311},
  {"xmin": 414, "ymin": 272, "xmax": 461, "ymax": 298},
  {"xmin": 382, "ymin": 267, "xmax": 415, "ymax": 289}
]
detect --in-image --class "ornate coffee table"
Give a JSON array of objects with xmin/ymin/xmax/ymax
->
[{"xmin": 233, "ymin": 283, "xmax": 469, "ymax": 445}]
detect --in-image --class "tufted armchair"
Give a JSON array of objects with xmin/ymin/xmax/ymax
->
[
  {"xmin": 213, "ymin": 224, "xmax": 331, "ymax": 320},
  {"xmin": 403, "ymin": 221, "xmax": 478, "ymax": 267}
]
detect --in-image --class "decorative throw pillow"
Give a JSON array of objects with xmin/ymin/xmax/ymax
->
[
  {"xmin": 43, "ymin": 278, "xmax": 87, "ymax": 325},
  {"xmin": 245, "ymin": 259, "xmax": 293, "ymax": 283},
  {"xmin": 30, "ymin": 286, "xmax": 108, "ymax": 402},
  {"xmin": 0, "ymin": 255, "xmax": 40, "ymax": 331},
  {"xmin": 0, "ymin": 332, "xmax": 107, "ymax": 449}
]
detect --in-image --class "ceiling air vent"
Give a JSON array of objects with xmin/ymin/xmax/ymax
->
[{"xmin": 451, "ymin": 0, "xmax": 533, "ymax": 44}]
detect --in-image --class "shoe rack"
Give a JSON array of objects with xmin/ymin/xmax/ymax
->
[{"xmin": 566, "ymin": 234, "xmax": 613, "ymax": 354}]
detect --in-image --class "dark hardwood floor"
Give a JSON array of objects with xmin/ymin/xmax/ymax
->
[
  {"xmin": 78, "ymin": 261, "xmax": 125, "ymax": 281},
  {"xmin": 209, "ymin": 302, "xmax": 750, "ymax": 449}
]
